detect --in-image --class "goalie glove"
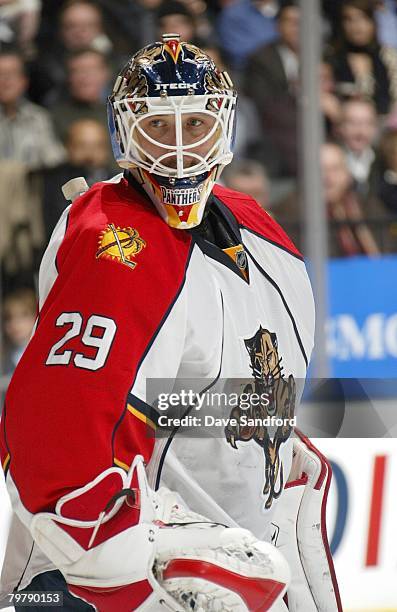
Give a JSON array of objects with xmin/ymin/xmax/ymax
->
[
  {"xmin": 30, "ymin": 455, "xmax": 290, "ymax": 612},
  {"xmin": 270, "ymin": 430, "xmax": 343, "ymax": 612}
]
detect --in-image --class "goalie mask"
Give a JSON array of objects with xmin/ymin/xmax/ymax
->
[{"xmin": 108, "ymin": 33, "xmax": 237, "ymax": 229}]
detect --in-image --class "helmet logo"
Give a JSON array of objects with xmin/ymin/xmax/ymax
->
[
  {"xmin": 160, "ymin": 183, "xmax": 203, "ymax": 206},
  {"xmin": 164, "ymin": 39, "xmax": 182, "ymax": 64},
  {"xmin": 154, "ymin": 82, "xmax": 198, "ymax": 91}
]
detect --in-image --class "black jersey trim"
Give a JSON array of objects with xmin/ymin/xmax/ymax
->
[
  {"xmin": 124, "ymin": 169, "xmax": 150, "ymax": 201},
  {"xmin": 212, "ymin": 194, "xmax": 303, "ymax": 261},
  {"xmin": 212, "ymin": 196, "xmax": 308, "ymax": 366},
  {"xmin": 245, "ymin": 246, "xmax": 309, "ymax": 367},
  {"xmin": 126, "ymin": 393, "xmax": 161, "ymax": 428},
  {"xmin": 189, "ymin": 195, "xmax": 249, "ymax": 283},
  {"xmin": 15, "ymin": 542, "xmax": 35, "ymax": 591},
  {"xmin": 191, "ymin": 233, "xmax": 249, "ymax": 283},
  {"xmin": 155, "ymin": 290, "xmax": 225, "ymax": 490},
  {"xmin": 1, "ymin": 401, "xmax": 11, "ymax": 478},
  {"xmin": 210, "ymin": 195, "xmax": 243, "ymax": 242},
  {"xmin": 111, "ymin": 239, "xmax": 195, "ymax": 460}
]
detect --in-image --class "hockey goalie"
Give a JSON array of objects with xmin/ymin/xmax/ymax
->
[{"xmin": 0, "ymin": 35, "xmax": 342, "ymax": 611}]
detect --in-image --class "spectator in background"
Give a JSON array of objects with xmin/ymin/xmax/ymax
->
[
  {"xmin": 275, "ymin": 142, "xmax": 392, "ymax": 257},
  {"xmin": 157, "ymin": 0, "xmax": 213, "ymax": 45},
  {"xmin": 29, "ymin": 0, "xmax": 112, "ymax": 105},
  {"xmin": 59, "ymin": 0, "xmax": 112, "ymax": 54},
  {"xmin": 319, "ymin": 143, "xmax": 380, "ymax": 258},
  {"xmin": 88, "ymin": 1, "xmax": 142, "ymax": 59},
  {"xmin": 50, "ymin": 48, "xmax": 110, "ymax": 142},
  {"xmin": 0, "ymin": 50, "xmax": 64, "ymax": 168},
  {"xmin": 35, "ymin": 0, "xmax": 142, "ymax": 61},
  {"xmin": 178, "ymin": 0, "xmax": 214, "ymax": 42},
  {"xmin": 325, "ymin": 0, "xmax": 397, "ymax": 115},
  {"xmin": 156, "ymin": 1, "xmax": 198, "ymax": 43},
  {"xmin": 322, "ymin": 0, "xmax": 397, "ymax": 47},
  {"xmin": 320, "ymin": 60, "xmax": 343, "ymax": 136},
  {"xmin": 0, "ymin": 160, "xmax": 44, "ymax": 294},
  {"xmin": 32, "ymin": 0, "xmax": 70, "ymax": 52},
  {"xmin": 216, "ymin": 0, "xmax": 279, "ymax": 71},
  {"xmin": 222, "ymin": 159, "xmax": 270, "ymax": 210},
  {"xmin": 0, "ymin": 0, "xmax": 41, "ymax": 56},
  {"xmin": 32, "ymin": 118, "xmax": 114, "ymax": 241},
  {"xmin": 336, "ymin": 97, "xmax": 379, "ymax": 196},
  {"xmin": 135, "ymin": 0, "xmax": 164, "ymax": 49},
  {"xmin": 244, "ymin": 1, "xmax": 300, "ymax": 179},
  {"xmin": 377, "ymin": 127, "xmax": 397, "ymax": 214},
  {"xmin": 2, "ymin": 288, "xmax": 36, "ymax": 375}
]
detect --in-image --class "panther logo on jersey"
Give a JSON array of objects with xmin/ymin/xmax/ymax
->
[
  {"xmin": 225, "ymin": 326, "xmax": 296, "ymax": 510},
  {"xmin": 96, "ymin": 224, "xmax": 146, "ymax": 270}
]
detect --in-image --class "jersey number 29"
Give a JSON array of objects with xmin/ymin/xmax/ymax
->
[{"xmin": 46, "ymin": 312, "xmax": 117, "ymax": 371}]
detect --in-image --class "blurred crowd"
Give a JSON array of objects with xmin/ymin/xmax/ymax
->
[{"xmin": 2, "ymin": 0, "xmax": 397, "ymax": 375}]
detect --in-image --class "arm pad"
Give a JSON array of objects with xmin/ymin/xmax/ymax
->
[{"xmin": 30, "ymin": 455, "xmax": 291, "ymax": 612}]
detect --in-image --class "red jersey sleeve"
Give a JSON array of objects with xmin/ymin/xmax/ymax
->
[{"xmin": 0, "ymin": 179, "xmax": 192, "ymax": 515}]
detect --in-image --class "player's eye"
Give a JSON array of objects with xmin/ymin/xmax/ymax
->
[
  {"xmin": 187, "ymin": 117, "xmax": 204, "ymax": 128},
  {"xmin": 149, "ymin": 118, "xmax": 167, "ymax": 129}
]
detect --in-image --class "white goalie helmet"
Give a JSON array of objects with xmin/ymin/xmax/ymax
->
[{"xmin": 107, "ymin": 33, "xmax": 237, "ymax": 229}]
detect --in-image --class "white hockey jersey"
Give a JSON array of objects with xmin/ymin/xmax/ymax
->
[{"xmin": 0, "ymin": 174, "xmax": 314, "ymax": 595}]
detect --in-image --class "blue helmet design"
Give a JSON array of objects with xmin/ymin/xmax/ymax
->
[{"xmin": 107, "ymin": 34, "xmax": 237, "ymax": 229}]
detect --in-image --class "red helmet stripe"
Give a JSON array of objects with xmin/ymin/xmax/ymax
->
[{"xmin": 164, "ymin": 39, "xmax": 182, "ymax": 63}]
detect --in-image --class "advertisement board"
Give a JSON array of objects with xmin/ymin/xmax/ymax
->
[{"xmin": 328, "ymin": 256, "xmax": 397, "ymax": 379}]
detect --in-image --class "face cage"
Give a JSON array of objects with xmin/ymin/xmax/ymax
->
[{"xmin": 112, "ymin": 93, "xmax": 236, "ymax": 179}]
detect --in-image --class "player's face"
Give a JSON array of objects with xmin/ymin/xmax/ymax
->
[{"xmin": 135, "ymin": 112, "xmax": 218, "ymax": 169}]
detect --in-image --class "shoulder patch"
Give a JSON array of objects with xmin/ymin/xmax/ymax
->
[{"xmin": 96, "ymin": 224, "xmax": 146, "ymax": 270}]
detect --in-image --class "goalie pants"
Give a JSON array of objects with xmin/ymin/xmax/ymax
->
[{"xmin": 15, "ymin": 570, "xmax": 94, "ymax": 611}]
